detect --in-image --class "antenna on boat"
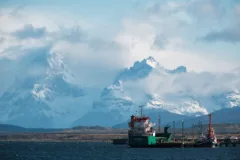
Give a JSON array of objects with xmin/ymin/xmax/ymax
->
[
  {"xmin": 173, "ymin": 121, "xmax": 175, "ymax": 141},
  {"xmin": 192, "ymin": 122, "xmax": 195, "ymax": 142},
  {"xmin": 182, "ymin": 120, "xmax": 184, "ymax": 143},
  {"xmin": 208, "ymin": 113, "xmax": 214, "ymax": 139},
  {"xmin": 208, "ymin": 113, "xmax": 212, "ymax": 130},
  {"xmin": 200, "ymin": 121, "xmax": 203, "ymax": 135},
  {"xmin": 158, "ymin": 112, "xmax": 161, "ymax": 132},
  {"xmin": 198, "ymin": 120, "xmax": 202, "ymax": 136}
]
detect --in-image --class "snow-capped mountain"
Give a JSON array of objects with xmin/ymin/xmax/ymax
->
[
  {"xmin": 114, "ymin": 56, "xmax": 186, "ymax": 82},
  {"xmin": 0, "ymin": 53, "xmax": 239, "ymax": 128},
  {"xmin": 0, "ymin": 48, "xmax": 99, "ymax": 128},
  {"xmin": 74, "ymin": 56, "xmax": 240, "ymax": 127},
  {"xmin": 146, "ymin": 94, "xmax": 208, "ymax": 116}
]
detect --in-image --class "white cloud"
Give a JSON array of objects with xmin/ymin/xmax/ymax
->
[
  {"xmin": 235, "ymin": 4, "xmax": 240, "ymax": 16},
  {"xmin": 0, "ymin": 1, "xmax": 239, "ymax": 127},
  {"xmin": 0, "ymin": 7, "xmax": 92, "ymax": 32},
  {"xmin": 121, "ymin": 68, "xmax": 240, "ymax": 113},
  {"xmin": 0, "ymin": 9, "xmax": 126, "ymax": 87},
  {"xmin": 12, "ymin": 24, "xmax": 46, "ymax": 39},
  {"xmin": 0, "ymin": 13, "xmax": 24, "ymax": 32},
  {"xmin": 0, "ymin": 1, "xmax": 239, "ymax": 90},
  {"xmin": 114, "ymin": 18, "xmax": 238, "ymax": 72}
]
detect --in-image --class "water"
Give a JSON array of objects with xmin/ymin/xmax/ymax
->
[{"xmin": 0, "ymin": 142, "xmax": 239, "ymax": 160}]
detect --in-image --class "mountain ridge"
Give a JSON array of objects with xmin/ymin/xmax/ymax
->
[
  {"xmin": 0, "ymin": 49, "xmax": 91, "ymax": 128},
  {"xmin": 0, "ymin": 54, "xmax": 239, "ymax": 128},
  {"xmin": 75, "ymin": 56, "xmax": 240, "ymax": 127}
]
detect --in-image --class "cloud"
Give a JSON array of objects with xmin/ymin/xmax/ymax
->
[
  {"xmin": 145, "ymin": 1, "xmax": 186, "ymax": 16},
  {"xmin": 12, "ymin": 24, "xmax": 47, "ymax": 39},
  {"xmin": 195, "ymin": 1, "xmax": 240, "ymax": 43},
  {"xmin": 0, "ymin": 0, "xmax": 239, "ymax": 121},
  {"xmin": 235, "ymin": 4, "xmax": 240, "ymax": 16},
  {"xmin": 0, "ymin": 10, "xmax": 126, "ymax": 87},
  {"xmin": 0, "ymin": 37, "xmax": 5, "ymax": 44},
  {"xmin": 51, "ymin": 38, "xmax": 125, "ymax": 87},
  {"xmin": 117, "ymin": 67, "xmax": 240, "ymax": 114},
  {"xmin": 0, "ymin": 12, "xmax": 25, "ymax": 32},
  {"xmin": 0, "ymin": 0, "xmax": 240, "ymax": 90},
  {"xmin": 114, "ymin": 18, "xmax": 238, "ymax": 73},
  {"xmin": 152, "ymin": 35, "xmax": 168, "ymax": 49},
  {"xmin": 202, "ymin": 27, "xmax": 240, "ymax": 43},
  {"xmin": 187, "ymin": 0, "xmax": 226, "ymax": 20},
  {"xmin": 144, "ymin": 0, "xmax": 226, "ymax": 24},
  {"xmin": 55, "ymin": 25, "xmax": 88, "ymax": 43},
  {"xmin": 123, "ymin": 69, "xmax": 240, "ymax": 106},
  {"xmin": 9, "ymin": 4, "xmax": 26, "ymax": 16}
]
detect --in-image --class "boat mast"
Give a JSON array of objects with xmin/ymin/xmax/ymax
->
[
  {"xmin": 158, "ymin": 113, "xmax": 161, "ymax": 132},
  {"xmin": 139, "ymin": 105, "xmax": 143, "ymax": 117},
  {"xmin": 198, "ymin": 120, "xmax": 203, "ymax": 136},
  {"xmin": 182, "ymin": 120, "xmax": 184, "ymax": 143},
  {"xmin": 192, "ymin": 122, "xmax": 194, "ymax": 142},
  {"xmin": 173, "ymin": 121, "xmax": 175, "ymax": 141},
  {"xmin": 208, "ymin": 114, "xmax": 212, "ymax": 131},
  {"xmin": 208, "ymin": 113, "xmax": 214, "ymax": 139}
]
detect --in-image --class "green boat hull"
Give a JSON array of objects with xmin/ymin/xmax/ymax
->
[
  {"xmin": 128, "ymin": 135, "xmax": 157, "ymax": 146},
  {"xmin": 128, "ymin": 135, "xmax": 219, "ymax": 148}
]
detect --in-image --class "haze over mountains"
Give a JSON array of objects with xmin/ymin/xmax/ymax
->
[
  {"xmin": 113, "ymin": 107, "xmax": 240, "ymax": 129},
  {"xmin": 0, "ymin": 0, "xmax": 240, "ymax": 129},
  {"xmin": 0, "ymin": 51, "xmax": 239, "ymax": 128},
  {"xmin": 0, "ymin": 49, "xmax": 101, "ymax": 128}
]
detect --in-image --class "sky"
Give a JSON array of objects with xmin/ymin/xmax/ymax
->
[{"xmin": 0, "ymin": 0, "xmax": 240, "ymax": 87}]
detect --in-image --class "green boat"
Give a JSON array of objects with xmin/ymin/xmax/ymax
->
[
  {"xmin": 127, "ymin": 109, "xmax": 184, "ymax": 148},
  {"xmin": 127, "ymin": 107, "xmax": 218, "ymax": 148}
]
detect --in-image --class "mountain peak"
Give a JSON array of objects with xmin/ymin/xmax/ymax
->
[
  {"xmin": 146, "ymin": 56, "xmax": 155, "ymax": 61},
  {"xmin": 114, "ymin": 56, "xmax": 160, "ymax": 82},
  {"xmin": 144, "ymin": 56, "xmax": 159, "ymax": 68}
]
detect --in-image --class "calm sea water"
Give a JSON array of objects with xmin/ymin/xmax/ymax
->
[{"xmin": 0, "ymin": 142, "xmax": 239, "ymax": 160}]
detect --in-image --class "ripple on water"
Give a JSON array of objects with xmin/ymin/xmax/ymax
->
[{"xmin": 0, "ymin": 142, "xmax": 240, "ymax": 160}]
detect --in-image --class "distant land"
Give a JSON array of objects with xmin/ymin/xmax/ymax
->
[
  {"xmin": 0, "ymin": 124, "xmax": 64, "ymax": 133},
  {"xmin": 0, "ymin": 123, "xmax": 239, "ymax": 142},
  {"xmin": 0, "ymin": 124, "xmax": 126, "ymax": 134},
  {"xmin": 0, "ymin": 107, "xmax": 239, "ymax": 135},
  {"xmin": 0, "ymin": 114, "xmax": 240, "ymax": 142}
]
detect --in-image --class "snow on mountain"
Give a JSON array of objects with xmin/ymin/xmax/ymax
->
[
  {"xmin": 113, "ymin": 56, "xmax": 160, "ymax": 82},
  {"xmin": 72, "ymin": 80, "xmax": 135, "ymax": 127},
  {"xmin": 75, "ymin": 56, "xmax": 240, "ymax": 127},
  {"xmin": 1, "ymin": 52, "xmax": 239, "ymax": 128},
  {"xmin": 0, "ymin": 48, "xmax": 99, "ymax": 128},
  {"xmin": 145, "ymin": 56, "xmax": 159, "ymax": 68},
  {"xmin": 227, "ymin": 90, "xmax": 240, "ymax": 107},
  {"xmin": 74, "ymin": 57, "xmax": 195, "ymax": 127},
  {"xmin": 113, "ymin": 56, "xmax": 186, "ymax": 83},
  {"xmin": 146, "ymin": 94, "xmax": 208, "ymax": 116}
]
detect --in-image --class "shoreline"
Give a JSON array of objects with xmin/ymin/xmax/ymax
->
[
  {"xmin": 0, "ymin": 132, "xmax": 239, "ymax": 143},
  {"xmin": 0, "ymin": 140, "xmax": 113, "ymax": 142},
  {"xmin": 0, "ymin": 132, "xmax": 127, "ymax": 142}
]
